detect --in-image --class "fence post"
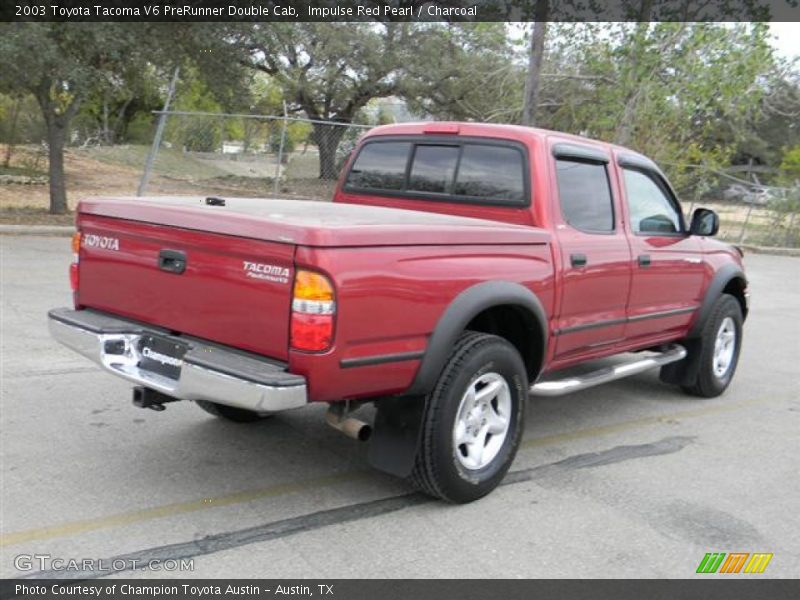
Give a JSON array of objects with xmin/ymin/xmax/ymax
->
[
  {"xmin": 785, "ymin": 210, "xmax": 797, "ymax": 248},
  {"xmin": 738, "ymin": 203, "xmax": 753, "ymax": 244},
  {"xmin": 273, "ymin": 101, "xmax": 288, "ymax": 195},
  {"xmin": 137, "ymin": 66, "xmax": 180, "ymax": 196}
]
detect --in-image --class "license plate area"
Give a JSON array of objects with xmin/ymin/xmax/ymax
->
[{"xmin": 137, "ymin": 335, "xmax": 188, "ymax": 380}]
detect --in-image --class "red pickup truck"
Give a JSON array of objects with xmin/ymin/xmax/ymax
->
[{"xmin": 49, "ymin": 122, "xmax": 748, "ymax": 503}]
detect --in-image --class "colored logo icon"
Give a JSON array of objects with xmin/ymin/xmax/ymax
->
[{"xmin": 696, "ymin": 552, "xmax": 773, "ymax": 574}]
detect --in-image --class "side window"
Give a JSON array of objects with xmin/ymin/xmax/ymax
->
[
  {"xmin": 454, "ymin": 144, "xmax": 525, "ymax": 203},
  {"xmin": 622, "ymin": 169, "xmax": 683, "ymax": 234},
  {"xmin": 408, "ymin": 145, "xmax": 460, "ymax": 194},
  {"xmin": 555, "ymin": 159, "xmax": 614, "ymax": 233},
  {"xmin": 346, "ymin": 142, "xmax": 411, "ymax": 191}
]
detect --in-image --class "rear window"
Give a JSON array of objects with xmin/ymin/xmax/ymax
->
[
  {"xmin": 408, "ymin": 145, "xmax": 460, "ymax": 194},
  {"xmin": 346, "ymin": 142, "xmax": 411, "ymax": 191},
  {"xmin": 345, "ymin": 138, "xmax": 528, "ymax": 206},
  {"xmin": 453, "ymin": 145, "xmax": 525, "ymax": 202}
]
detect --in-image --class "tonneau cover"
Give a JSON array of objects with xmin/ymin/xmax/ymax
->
[{"xmin": 79, "ymin": 196, "xmax": 550, "ymax": 247}]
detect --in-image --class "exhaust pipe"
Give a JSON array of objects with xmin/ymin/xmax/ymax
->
[{"xmin": 325, "ymin": 408, "xmax": 371, "ymax": 442}]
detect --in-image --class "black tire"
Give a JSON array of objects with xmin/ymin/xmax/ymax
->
[
  {"xmin": 409, "ymin": 331, "xmax": 527, "ymax": 503},
  {"xmin": 681, "ymin": 294, "xmax": 743, "ymax": 398},
  {"xmin": 195, "ymin": 400, "xmax": 271, "ymax": 423}
]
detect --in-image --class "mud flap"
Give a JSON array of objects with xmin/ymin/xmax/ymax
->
[
  {"xmin": 368, "ymin": 396, "xmax": 426, "ymax": 478},
  {"xmin": 660, "ymin": 338, "xmax": 702, "ymax": 386}
]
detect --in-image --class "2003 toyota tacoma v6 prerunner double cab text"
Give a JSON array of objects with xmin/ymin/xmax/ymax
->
[{"xmin": 49, "ymin": 122, "xmax": 749, "ymax": 503}]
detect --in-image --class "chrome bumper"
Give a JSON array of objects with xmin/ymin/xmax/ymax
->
[{"xmin": 48, "ymin": 308, "xmax": 308, "ymax": 413}]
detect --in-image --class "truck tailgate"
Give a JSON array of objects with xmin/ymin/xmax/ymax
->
[{"xmin": 76, "ymin": 213, "xmax": 294, "ymax": 360}]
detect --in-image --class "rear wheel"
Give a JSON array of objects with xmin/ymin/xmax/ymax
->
[
  {"xmin": 410, "ymin": 331, "xmax": 527, "ymax": 503},
  {"xmin": 195, "ymin": 400, "xmax": 271, "ymax": 423},
  {"xmin": 681, "ymin": 294, "xmax": 743, "ymax": 398}
]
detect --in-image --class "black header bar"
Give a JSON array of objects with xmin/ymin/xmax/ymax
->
[{"xmin": 2, "ymin": 0, "xmax": 799, "ymax": 22}]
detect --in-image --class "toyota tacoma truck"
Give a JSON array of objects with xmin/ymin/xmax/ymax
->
[{"xmin": 49, "ymin": 122, "xmax": 748, "ymax": 503}]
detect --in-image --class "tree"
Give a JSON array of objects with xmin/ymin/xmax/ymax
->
[
  {"xmin": 0, "ymin": 22, "xmax": 244, "ymax": 213},
  {"xmin": 402, "ymin": 23, "xmax": 523, "ymax": 122},
  {"xmin": 540, "ymin": 23, "xmax": 775, "ymax": 167},
  {"xmin": 234, "ymin": 23, "xmax": 411, "ymax": 178},
  {"xmin": 0, "ymin": 24, "xmax": 171, "ymax": 212}
]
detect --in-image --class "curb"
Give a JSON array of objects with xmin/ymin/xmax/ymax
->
[
  {"xmin": 740, "ymin": 244, "xmax": 800, "ymax": 258},
  {"xmin": 0, "ymin": 224, "xmax": 74, "ymax": 236}
]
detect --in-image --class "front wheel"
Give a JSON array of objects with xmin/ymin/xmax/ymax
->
[
  {"xmin": 681, "ymin": 294, "xmax": 743, "ymax": 398},
  {"xmin": 410, "ymin": 331, "xmax": 527, "ymax": 503}
]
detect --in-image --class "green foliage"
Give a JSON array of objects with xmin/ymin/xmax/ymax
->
[
  {"xmin": 0, "ymin": 22, "xmax": 246, "ymax": 211},
  {"xmin": 780, "ymin": 146, "xmax": 800, "ymax": 181},
  {"xmin": 0, "ymin": 93, "xmax": 45, "ymax": 145},
  {"xmin": 235, "ymin": 23, "xmax": 409, "ymax": 122},
  {"xmin": 233, "ymin": 23, "xmax": 415, "ymax": 177},
  {"xmin": 537, "ymin": 23, "xmax": 778, "ymax": 169},
  {"xmin": 403, "ymin": 23, "xmax": 523, "ymax": 122}
]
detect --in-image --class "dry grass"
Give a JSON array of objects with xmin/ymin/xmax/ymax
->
[{"xmin": 0, "ymin": 145, "xmax": 336, "ymax": 225}]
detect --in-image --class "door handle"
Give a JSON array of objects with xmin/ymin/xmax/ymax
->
[
  {"xmin": 638, "ymin": 255, "xmax": 651, "ymax": 267},
  {"xmin": 570, "ymin": 253, "xmax": 587, "ymax": 268},
  {"xmin": 158, "ymin": 249, "xmax": 187, "ymax": 274}
]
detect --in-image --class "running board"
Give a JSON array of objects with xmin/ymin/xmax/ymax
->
[{"xmin": 530, "ymin": 344, "xmax": 687, "ymax": 397}]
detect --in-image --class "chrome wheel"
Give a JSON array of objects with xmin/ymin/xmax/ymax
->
[
  {"xmin": 712, "ymin": 316, "xmax": 736, "ymax": 379},
  {"xmin": 452, "ymin": 372, "xmax": 511, "ymax": 470}
]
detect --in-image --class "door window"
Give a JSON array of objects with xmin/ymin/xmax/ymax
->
[
  {"xmin": 622, "ymin": 169, "xmax": 683, "ymax": 234},
  {"xmin": 555, "ymin": 159, "xmax": 615, "ymax": 233}
]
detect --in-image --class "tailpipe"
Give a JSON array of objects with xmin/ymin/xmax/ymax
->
[{"xmin": 326, "ymin": 407, "xmax": 371, "ymax": 442}]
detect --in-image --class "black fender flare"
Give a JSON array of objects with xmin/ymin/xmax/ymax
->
[
  {"xmin": 688, "ymin": 263, "xmax": 747, "ymax": 338},
  {"xmin": 662, "ymin": 264, "xmax": 747, "ymax": 387},
  {"xmin": 406, "ymin": 280, "xmax": 548, "ymax": 396}
]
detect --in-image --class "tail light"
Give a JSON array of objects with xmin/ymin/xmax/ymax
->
[
  {"xmin": 290, "ymin": 270, "xmax": 335, "ymax": 352},
  {"xmin": 69, "ymin": 231, "xmax": 81, "ymax": 292}
]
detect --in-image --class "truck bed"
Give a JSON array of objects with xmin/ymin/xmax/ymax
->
[{"xmin": 75, "ymin": 197, "xmax": 551, "ymax": 362}]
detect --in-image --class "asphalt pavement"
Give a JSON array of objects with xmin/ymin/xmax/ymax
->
[{"xmin": 1, "ymin": 235, "xmax": 798, "ymax": 579}]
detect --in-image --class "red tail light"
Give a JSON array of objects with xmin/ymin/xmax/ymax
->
[
  {"xmin": 290, "ymin": 270, "xmax": 335, "ymax": 352},
  {"xmin": 69, "ymin": 232, "xmax": 81, "ymax": 293},
  {"xmin": 69, "ymin": 262, "xmax": 79, "ymax": 292}
]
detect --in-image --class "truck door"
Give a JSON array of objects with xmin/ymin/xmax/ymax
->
[
  {"xmin": 616, "ymin": 156, "xmax": 705, "ymax": 342},
  {"xmin": 550, "ymin": 144, "xmax": 633, "ymax": 361}
]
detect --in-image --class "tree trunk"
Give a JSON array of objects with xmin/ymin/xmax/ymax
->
[
  {"xmin": 3, "ymin": 98, "xmax": 21, "ymax": 168},
  {"xmin": 46, "ymin": 117, "xmax": 69, "ymax": 214},
  {"xmin": 614, "ymin": 0, "xmax": 654, "ymax": 145},
  {"xmin": 102, "ymin": 93, "xmax": 111, "ymax": 145},
  {"xmin": 313, "ymin": 123, "xmax": 347, "ymax": 180},
  {"xmin": 521, "ymin": 0, "xmax": 550, "ymax": 127},
  {"xmin": 36, "ymin": 87, "xmax": 81, "ymax": 215}
]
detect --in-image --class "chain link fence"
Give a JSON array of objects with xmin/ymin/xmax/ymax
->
[
  {"xmin": 136, "ymin": 110, "xmax": 372, "ymax": 200},
  {"xmin": 668, "ymin": 164, "xmax": 800, "ymax": 248},
  {"xmin": 134, "ymin": 110, "xmax": 799, "ymax": 248}
]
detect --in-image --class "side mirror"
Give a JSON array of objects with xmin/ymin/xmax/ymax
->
[{"xmin": 689, "ymin": 208, "xmax": 719, "ymax": 237}]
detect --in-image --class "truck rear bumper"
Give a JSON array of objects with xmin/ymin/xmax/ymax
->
[{"xmin": 48, "ymin": 308, "xmax": 308, "ymax": 413}]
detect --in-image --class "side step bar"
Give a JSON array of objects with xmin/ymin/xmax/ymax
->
[{"xmin": 530, "ymin": 344, "xmax": 687, "ymax": 397}]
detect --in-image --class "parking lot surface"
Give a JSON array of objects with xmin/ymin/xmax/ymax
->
[{"xmin": 1, "ymin": 235, "xmax": 798, "ymax": 578}]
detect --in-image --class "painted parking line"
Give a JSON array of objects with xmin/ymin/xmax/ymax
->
[
  {"xmin": 28, "ymin": 436, "xmax": 695, "ymax": 580},
  {"xmin": 0, "ymin": 396, "xmax": 770, "ymax": 548},
  {"xmin": 522, "ymin": 397, "xmax": 765, "ymax": 449}
]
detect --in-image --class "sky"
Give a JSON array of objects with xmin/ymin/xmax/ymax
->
[{"xmin": 770, "ymin": 23, "xmax": 800, "ymax": 59}]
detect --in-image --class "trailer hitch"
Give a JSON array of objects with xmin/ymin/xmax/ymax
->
[{"xmin": 132, "ymin": 386, "xmax": 179, "ymax": 411}]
